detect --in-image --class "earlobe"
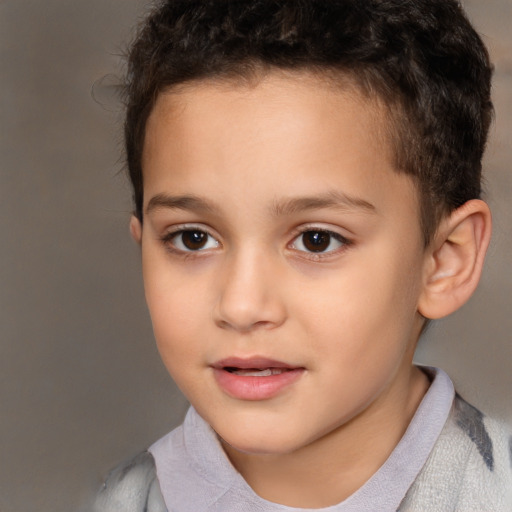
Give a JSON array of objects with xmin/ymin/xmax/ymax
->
[
  {"xmin": 418, "ymin": 199, "xmax": 492, "ymax": 320},
  {"xmin": 129, "ymin": 215, "xmax": 143, "ymax": 245}
]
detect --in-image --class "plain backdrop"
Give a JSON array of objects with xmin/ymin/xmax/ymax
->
[{"xmin": 1, "ymin": 1, "xmax": 511, "ymax": 511}]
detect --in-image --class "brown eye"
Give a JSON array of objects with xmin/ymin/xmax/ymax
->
[
  {"xmin": 181, "ymin": 230, "xmax": 207, "ymax": 250},
  {"xmin": 302, "ymin": 231, "xmax": 331, "ymax": 252},
  {"xmin": 291, "ymin": 229, "xmax": 348, "ymax": 254},
  {"xmin": 167, "ymin": 229, "xmax": 219, "ymax": 252}
]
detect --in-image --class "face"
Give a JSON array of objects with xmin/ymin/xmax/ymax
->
[{"xmin": 137, "ymin": 73, "xmax": 428, "ymax": 456}]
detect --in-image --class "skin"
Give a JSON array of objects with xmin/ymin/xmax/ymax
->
[{"xmin": 131, "ymin": 72, "xmax": 489, "ymax": 507}]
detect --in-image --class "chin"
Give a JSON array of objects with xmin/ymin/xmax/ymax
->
[
  {"xmin": 217, "ymin": 425, "xmax": 306, "ymax": 457},
  {"xmin": 197, "ymin": 400, "xmax": 314, "ymax": 456}
]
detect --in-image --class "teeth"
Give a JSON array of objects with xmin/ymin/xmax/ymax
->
[{"xmin": 230, "ymin": 368, "xmax": 286, "ymax": 377}]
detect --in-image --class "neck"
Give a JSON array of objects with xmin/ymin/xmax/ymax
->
[{"xmin": 221, "ymin": 365, "xmax": 430, "ymax": 508}]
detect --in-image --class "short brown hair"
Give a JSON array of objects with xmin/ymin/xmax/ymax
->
[{"xmin": 124, "ymin": 0, "xmax": 493, "ymax": 245}]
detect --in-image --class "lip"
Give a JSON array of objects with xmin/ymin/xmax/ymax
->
[{"xmin": 211, "ymin": 357, "xmax": 305, "ymax": 401}]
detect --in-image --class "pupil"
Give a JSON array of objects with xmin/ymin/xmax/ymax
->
[
  {"xmin": 182, "ymin": 230, "xmax": 207, "ymax": 250},
  {"xmin": 303, "ymin": 231, "xmax": 330, "ymax": 252}
]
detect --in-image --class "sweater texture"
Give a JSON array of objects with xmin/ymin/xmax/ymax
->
[{"xmin": 93, "ymin": 368, "xmax": 512, "ymax": 511}]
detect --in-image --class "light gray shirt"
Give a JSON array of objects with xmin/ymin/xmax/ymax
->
[
  {"xmin": 94, "ymin": 367, "xmax": 512, "ymax": 511},
  {"xmin": 149, "ymin": 367, "xmax": 454, "ymax": 512}
]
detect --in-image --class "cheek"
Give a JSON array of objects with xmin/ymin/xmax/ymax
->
[
  {"xmin": 299, "ymin": 250, "xmax": 421, "ymax": 357},
  {"xmin": 147, "ymin": 290, "xmax": 208, "ymax": 397},
  {"xmin": 142, "ymin": 256, "xmax": 208, "ymax": 363}
]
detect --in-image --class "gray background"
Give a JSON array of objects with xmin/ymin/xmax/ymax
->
[{"xmin": 1, "ymin": 1, "xmax": 510, "ymax": 511}]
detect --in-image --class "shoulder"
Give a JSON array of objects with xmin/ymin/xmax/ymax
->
[
  {"xmin": 451, "ymin": 393, "xmax": 512, "ymax": 491},
  {"xmin": 452, "ymin": 394, "xmax": 511, "ymax": 473},
  {"xmin": 402, "ymin": 394, "xmax": 512, "ymax": 511},
  {"xmin": 92, "ymin": 451, "xmax": 167, "ymax": 512}
]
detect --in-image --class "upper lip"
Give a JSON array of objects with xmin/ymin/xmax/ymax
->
[{"xmin": 212, "ymin": 356, "xmax": 300, "ymax": 370}]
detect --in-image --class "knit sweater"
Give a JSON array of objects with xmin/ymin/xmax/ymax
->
[{"xmin": 93, "ymin": 368, "xmax": 512, "ymax": 511}]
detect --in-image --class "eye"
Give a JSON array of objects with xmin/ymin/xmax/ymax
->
[
  {"xmin": 165, "ymin": 229, "xmax": 219, "ymax": 252},
  {"xmin": 291, "ymin": 229, "xmax": 348, "ymax": 254}
]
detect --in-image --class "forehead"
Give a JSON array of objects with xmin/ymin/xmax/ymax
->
[
  {"xmin": 143, "ymin": 72, "xmax": 393, "ymax": 169},
  {"xmin": 142, "ymin": 71, "xmax": 418, "ymax": 225}
]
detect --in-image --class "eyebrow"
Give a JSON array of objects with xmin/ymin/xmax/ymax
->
[
  {"xmin": 145, "ymin": 190, "xmax": 376, "ymax": 217},
  {"xmin": 145, "ymin": 194, "xmax": 219, "ymax": 215},
  {"xmin": 270, "ymin": 191, "xmax": 376, "ymax": 216}
]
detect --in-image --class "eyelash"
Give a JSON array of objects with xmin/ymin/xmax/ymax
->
[
  {"xmin": 160, "ymin": 226, "xmax": 219, "ymax": 255},
  {"xmin": 160, "ymin": 226, "xmax": 352, "ymax": 259},
  {"xmin": 288, "ymin": 227, "xmax": 352, "ymax": 260}
]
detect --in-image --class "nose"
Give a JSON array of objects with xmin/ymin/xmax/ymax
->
[{"xmin": 213, "ymin": 248, "xmax": 287, "ymax": 332}]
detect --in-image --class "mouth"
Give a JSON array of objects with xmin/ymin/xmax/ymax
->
[
  {"xmin": 211, "ymin": 357, "xmax": 305, "ymax": 400},
  {"xmin": 224, "ymin": 367, "xmax": 293, "ymax": 377}
]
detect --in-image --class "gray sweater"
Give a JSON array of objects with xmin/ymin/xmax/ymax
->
[{"xmin": 93, "ymin": 368, "xmax": 512, "ymax": 511}]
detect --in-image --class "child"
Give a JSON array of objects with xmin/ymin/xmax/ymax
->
[{"xmin": 94, "ymin": 0, "xmax": 512, "ymax": 510}]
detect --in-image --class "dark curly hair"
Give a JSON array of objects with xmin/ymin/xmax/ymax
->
[{"xmin": 124, "ymin": 0, "xmax": 493, "ymax": 245}]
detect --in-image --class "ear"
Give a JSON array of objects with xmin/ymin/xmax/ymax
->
[
  {"xmin": 418, "ymin": 199, "xmax": 492, "ymax": 320},
  {"xmin": 129, "ymin": 215, "xmax": 142, "ymax": 245}
]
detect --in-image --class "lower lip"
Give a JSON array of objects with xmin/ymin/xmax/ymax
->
[{"xmin": 212, "ymin": 368, "xmax": 305, "ymax": 400}]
